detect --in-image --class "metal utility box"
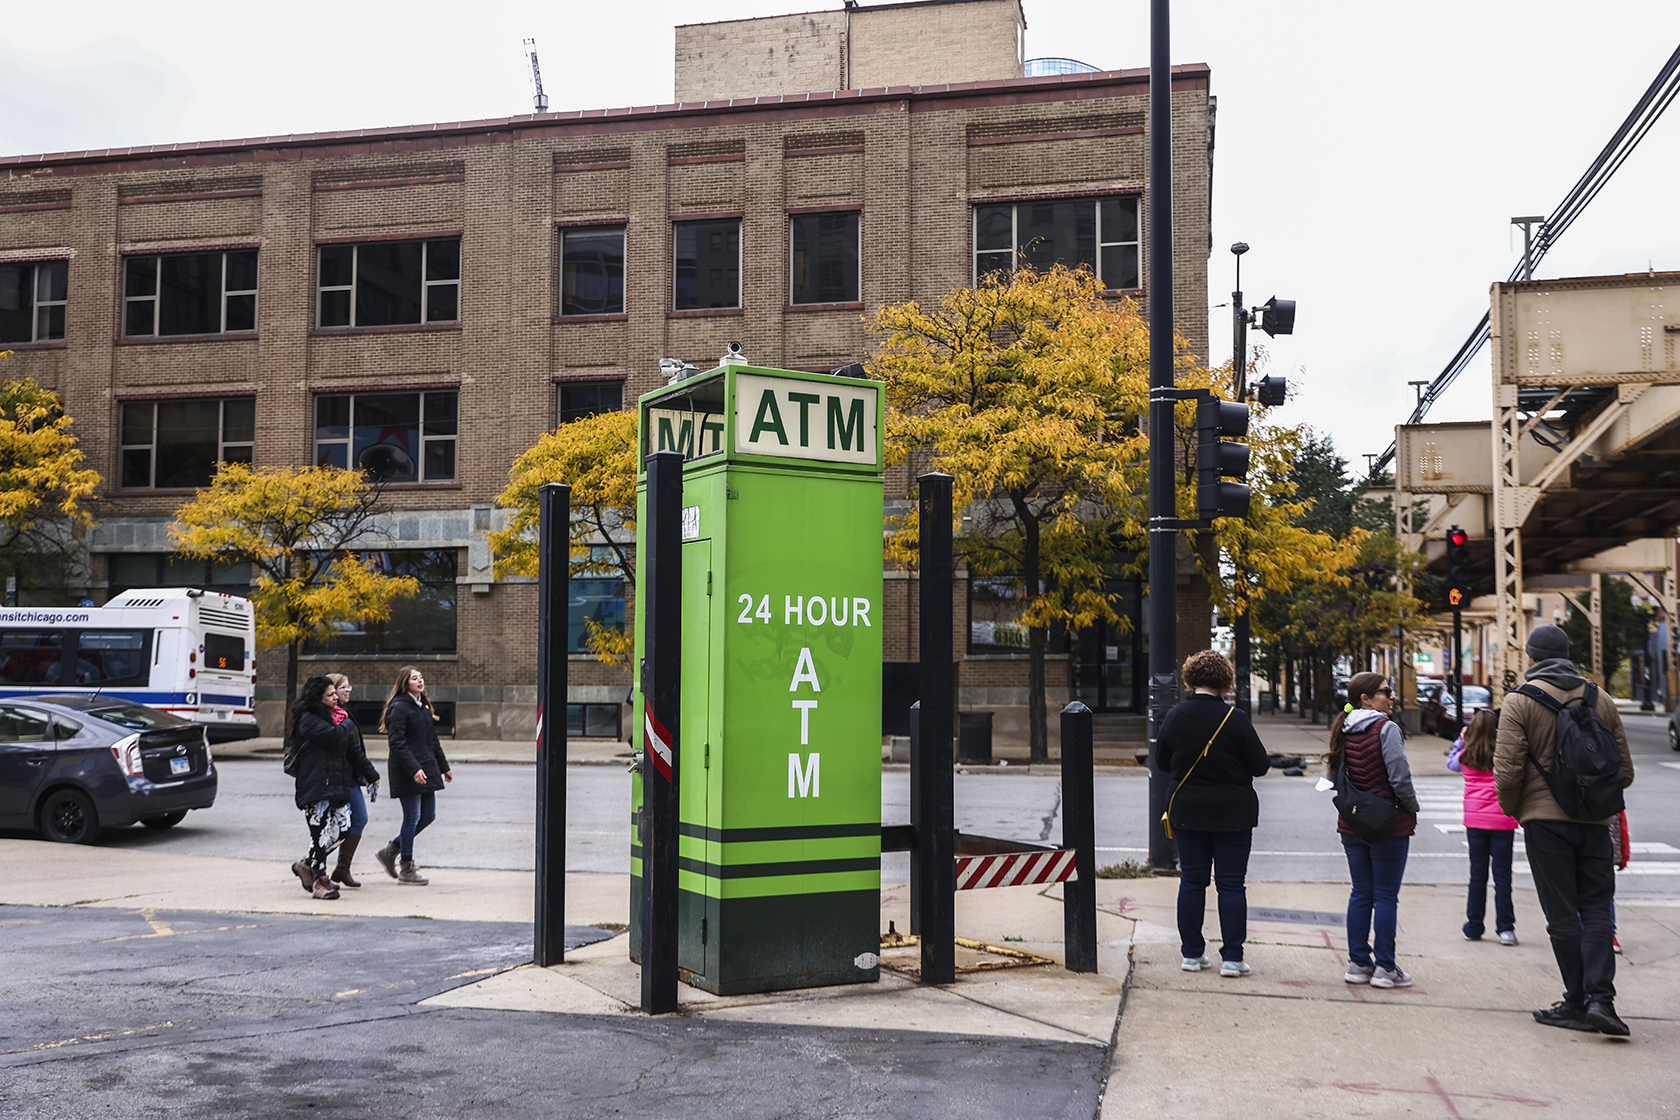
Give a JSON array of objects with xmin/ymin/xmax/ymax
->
[{"xmin": 629, "ymin": 360, "xmax": 885, "ymax": 995}]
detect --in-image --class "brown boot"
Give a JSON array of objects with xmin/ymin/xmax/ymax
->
[
  {"xmin": 291, "ymin": 860, "xmax": 316, "ymax": 894},
  {"xmin": 312, "ymin": 875, "xmax": 341, "ymax": 900},
  {"xmin": 331, "ymin": 835, "xmax": 362, "ymax": 888},
  {"xmin": 375, "ymin": 840, "xmax": 400, "ymax": 879}
]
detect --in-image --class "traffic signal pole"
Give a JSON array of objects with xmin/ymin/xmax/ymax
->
[
  {"xmin": 1145, "ymin": 0, "xmax": 1178, "ymax": 871},
  {"xmin": 1231, "ymin": 250, "xmax": 1251, "ymax": 716}
]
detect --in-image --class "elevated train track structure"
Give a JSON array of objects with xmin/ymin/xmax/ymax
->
[{"xmin": 1396, "ymin": 270, "xmax": 1680, "ymax": 702}]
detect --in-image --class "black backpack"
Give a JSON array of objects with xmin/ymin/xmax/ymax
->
[
  {"xmin": 1514, "ymin": 682, "xmax": 1626, "ymax": 820},
  {"xmin": 282, "ymin": 732, "xmax": 300, "ymax": 778}
]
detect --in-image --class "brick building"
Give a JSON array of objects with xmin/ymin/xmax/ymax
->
[{"xmin": 0, "ymin": 0, "xmax": 1215, "ymax": 745}]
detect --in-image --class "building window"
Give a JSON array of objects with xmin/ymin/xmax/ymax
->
[
  {"xmin": 304, "ymin": 549, "xmax": 458, "ymax": 655},
  {"xmin": 120, "ymin": 398, "xmax": 255, "ymax": 489},
  {"xmin": 314, "ymin": 391, "xmax": 457, "ymax": 484},
  {"xmin": 567, "ymin": 703, "xmax": 622, "ymax": 739},
  {"xmin": 316, "ymin": 238, "xmax": 460, "ymax": 328},
  {"xmin": 673, "ymin": 219, "xmax": 740, "ymax": 310},
  {"xmin": 560, "ymin": 227, "xmax": 625, "ymax": 315},
  {"xmin": 790, "ymin": 212, "xmax": 860, "ymax": 304},
  {"xmin": 569, "ymin": 577, "xmax": 626, "ymax": 654},
  {"xmin": 0, "ymin": 260, "xmax": 67, "ymax": 343},
  {"xmin": 559, "ymin": 382, "xmax": 623, "ymax": 425},
  {"xmin": 108, "ymin": 554, "xmax": 252, "ymax": 599},
  {"xmin": 123, "ymin": 251, "xmax": 257, "ymax": 336},
  {"xmin": 968, "ymin": 576, "xmax": 1031, "ymax": 653},
  {"xmin": 974, "ymin": 198, "xmax": 1139, "ymax": 290}
]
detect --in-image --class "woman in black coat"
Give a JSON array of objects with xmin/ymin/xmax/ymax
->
[
  {"xmin": 1157, "ymin": 650, "xmax": 1271, "ymax": 977},
  {"xmin": 373, "ymin": 666, "xmax": 451, "ymax": 886},
  {"xmin": 289, "ymin": 675, "xmax": 359, "ymax": 900}
]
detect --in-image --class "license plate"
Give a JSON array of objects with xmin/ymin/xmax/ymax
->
[
  {"xmin": 170, "ymin": 757, "xmax": 191, "ymax": 776},
  {"xmin": 216, "ymin": 710, "xmax": 229, "ymax": 720}
]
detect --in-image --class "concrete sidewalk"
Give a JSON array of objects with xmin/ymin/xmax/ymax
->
[{"xmin": 5, "ymin": 831, "xmax": 1674, "ymax": 1116}]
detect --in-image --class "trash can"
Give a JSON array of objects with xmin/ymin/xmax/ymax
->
[{"xmin": 958, "ymin": 710, "xmax": 993, "ymax": 764}]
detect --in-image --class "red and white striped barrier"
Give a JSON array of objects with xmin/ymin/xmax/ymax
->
[{"xmin": 955, "ymin": 848, "xmax": 1077, "ymax": 891}]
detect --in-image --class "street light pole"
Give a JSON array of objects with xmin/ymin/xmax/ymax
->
[
  {"xmin": 1145, "ymin": 0, "xmax": 1178, "ymax": 871},
  {"xmin": 1230, "ymin": 242, "xmax": 1251, "ymax": 716}
]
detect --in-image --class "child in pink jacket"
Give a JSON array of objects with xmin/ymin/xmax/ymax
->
[{"xmin": 1448, "ymin": 708, "xmax": 1519, "ymax": 945}]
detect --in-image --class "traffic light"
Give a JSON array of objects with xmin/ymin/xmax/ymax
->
[
  {"xmin": 1197, "ymin": 397, "xmax": 1251, "ymax": 520},
  {"xmin": 1258, "ymin": 297, "xmax": 1296, "ymax": 337},
  {"xmin": 1446, "ymin": 525, "xmax": 1471, "ymax": 609},
  {"xmin": 1253, "ymin": 375, "xmax": 1288, "ymax": 407}
]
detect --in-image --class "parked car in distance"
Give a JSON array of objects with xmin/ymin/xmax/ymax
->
[
  {"xmin": 1667, "ymin": 708, "xmax": 1680, "ymax": 751},
  {"xmin": 1425, "ymin": 684, "xmax": 1493, "ymax": 741},
  {"xmin": 1417, "ymin": 682, "xmax": 1446, "ymax": 734},
  {"xmin": 0, "ymin": 695, "xmax": 217, "ymax": 844}
]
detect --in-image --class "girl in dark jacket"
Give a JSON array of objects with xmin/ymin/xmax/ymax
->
[
  {"xmin": 1157, "ymin": 650, "xmax": 1271, "ymax": 977},
  {"xmin": 326, "ymin": 673, "xmax": 379, "ymax": 889},
  {"xmin": 288, "ymin": 675, "xmax": 360, "ymax": 900},
  {"xmin": 1329, "ymin": 671, "xmax": 1420, "ymax": 989},
  {"xmin": 373, "ymin": 666, "xmax": 452, "ymax": 885}
]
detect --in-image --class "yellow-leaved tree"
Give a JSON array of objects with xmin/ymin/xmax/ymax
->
[
  {"xmin": 169, "ymin": 464, "xmax": 419, "ymax": 706},
  {"xmin": 871, "ymin": 266, "xmax": 1154, "ymax": 760},
  {"xmin": 490, "ymin": 407, "xmax": 637, "ymax": 666},
  {"xmin": 0, "ymin": 373, "xmax": 100, "ymax": 596}
]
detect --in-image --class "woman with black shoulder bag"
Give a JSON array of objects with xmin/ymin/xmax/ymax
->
[
  {"xmin": 1158, "ymin": 650, "xmax": 1271, "ymax": 977},
  {"xmin": 1329, "ymin": 671, "xmax": 1420, "ymax": 989}
]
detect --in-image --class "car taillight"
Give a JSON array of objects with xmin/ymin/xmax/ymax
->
[{"xmin": 111, "ymin": 734, "xmax": 143, "ymax": 777}]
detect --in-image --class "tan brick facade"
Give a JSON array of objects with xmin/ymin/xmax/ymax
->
[
  {"xmin": 0, "ymin": 63, "xmax": 1214, "ymax": 744},
  {"xmin": 677, "ymin": 0, "xmax": 1025, "ymax": 102}
]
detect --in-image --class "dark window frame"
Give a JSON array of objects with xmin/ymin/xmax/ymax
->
[
  {"xmin": 558, "ymin": 381, "xmax": 624, "ymax": 425},
  {"xmin": 972, "ymin": 197, "xmax": 1140, "ymax": 290},
  {"xmin": 559, "ymin": 226, "xmax": 626, "ymax": 316},
  {"xmin": 0, "ymin": 259, "xmax": 68, "ymax": 344},
  {"xmin": 315, "ymin": 238, "xmax": 461, "ymax": 328},
  {"xmin": 672, "ymin": 218, "xmax": 742, "ymax": 311},
  {"xmin": 118, "ymin": 397, "xmax": 256, "ymax": 490},
  {"xmin": 789, "ymin": 211, "xmax": 861, "ymax": 305},
  {"xmin": 313, "ymin": 390, "xmax": 458, "ymax": 484},
  {"xmin": 122, "ymin": 250, "xmax": 258, "ymax": 337}
]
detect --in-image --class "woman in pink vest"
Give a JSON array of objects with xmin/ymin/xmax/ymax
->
[{"xmin": 1449, "ymin": 708, "xmax": 1519, "ymax": 945}]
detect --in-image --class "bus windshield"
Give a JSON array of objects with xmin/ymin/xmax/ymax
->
[{"xmin": 88, "ymin": 703, "xmax": 193, "ymax": 730}]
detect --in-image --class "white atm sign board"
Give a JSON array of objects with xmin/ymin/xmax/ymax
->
[{"xmin": 734, "ymin": 373, "xmax": 879, "ymax": 467}]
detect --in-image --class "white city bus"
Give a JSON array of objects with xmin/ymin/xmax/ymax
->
[{"xmin": 0, "ymin": 588, "xmax": 258, "ymax": 740}]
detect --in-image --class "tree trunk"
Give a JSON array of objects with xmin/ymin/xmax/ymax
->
[
  {"xmin": 1028, "ymin": 624, "xmax": 1048, "ymax": 762},
  {"xmin": 1306, "ymin": 655, "xmax": 1318, "ymax": 725},
  {"xmin": 1284, "ymin": 659, "xmax": 1294, "ymax": 714},
  {"xmin": 286, "ymin": 638, "xmax": 301, "ymax": 719}
]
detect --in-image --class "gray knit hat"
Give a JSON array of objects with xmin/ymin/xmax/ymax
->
[{"xmin": 1525, "ymin": 623, "xmax": 1570, "ymax": 661}]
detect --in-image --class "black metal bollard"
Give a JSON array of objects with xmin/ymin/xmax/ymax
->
[
  {"xmin": 916, "ymin": 473, "xmax": 956, "ymax": 985},
  {"xmin": 908, "ymin": 699, "xmax": 921, "ymax": 934},
  {"xmin": 1060, "ymin": 701, "xmax": 1097, "ymax": 973},
  {"xmin": 640, "ymin": 450, "xmax": 683, "ymax": 1014},
  {"xmin": 534, "ymin": 483, "xmax": 570, "ymax": 967}
]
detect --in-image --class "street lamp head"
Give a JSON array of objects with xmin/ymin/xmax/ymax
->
[{"xmin": 1230, "ymin": 242, "xmax": 1250, "ymax": 256}]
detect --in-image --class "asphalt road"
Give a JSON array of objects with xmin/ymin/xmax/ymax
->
[
  {"xmin": 34, "ymin": 710, "xmax": 1675, "ymax": 893},
  {"xmin": 0, "ymin": 906, "xmax": 1105, "ymax": 1119}
]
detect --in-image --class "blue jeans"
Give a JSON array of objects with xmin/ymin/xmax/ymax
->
[
  {"xmin": 1464, "ymin": 827, "xmax": 1515, "ymax": 938},
  {"xmin": 347, "ymin": 785, "xmax": 368, "ymax": 838},
  {"xmin": 1176, "ymin": 828, "xmax": 1253, "ymax": 962},
  {"xmin": 1343, "ymin": 834, "xmax": 1410, "ymax": 971},
  {"xmin": 394, "ymin": 792, "xmax": 436, "ymax": 860}
]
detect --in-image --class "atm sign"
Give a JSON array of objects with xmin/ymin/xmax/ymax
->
[{"xmin": 734, "ymin": 373, "xmax": 878, "ymax": 467}]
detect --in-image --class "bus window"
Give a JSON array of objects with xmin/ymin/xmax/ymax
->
[
  {"xmin": 75, "ymin": 631, "xmax": 149, "ymax": 685},
  {"xmin": 204, "ymin": 632, "xmax": 245, "ymax": 673},
  {"xmin": 0, "ymin": 632, "xmax": 64, "ymax": 684}
]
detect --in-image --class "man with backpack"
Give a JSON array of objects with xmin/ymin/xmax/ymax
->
[{"xmin": 1495, "ymin": 623, "xmax": 1636, "ymax": 1036}]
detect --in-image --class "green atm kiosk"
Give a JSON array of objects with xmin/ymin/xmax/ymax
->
[{"xmin": 629, "ymin": 356, "xmax": 885, "ymax": 995}]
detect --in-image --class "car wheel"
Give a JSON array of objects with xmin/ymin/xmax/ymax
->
[
  {"xmin": 39, "ymin": 789, "xmax": 100, "ymax": 845},
  {"xmin": 1670, "ymin": 721, "xmax": 1679, "ymax": 752},
  {"xmin": 141, "ymin": 811, "xmax": 188, "ymax": 830}
]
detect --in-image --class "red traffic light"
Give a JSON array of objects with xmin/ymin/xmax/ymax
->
[
  {"xmin": 1448, "ymin": 588, "xmax": 1464, "ymax": 607},
  {"xmin": 1449, "ymin": 528, "xmax": 1468, "ymax": 548}
]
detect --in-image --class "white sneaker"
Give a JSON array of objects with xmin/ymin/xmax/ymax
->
[
  {"xmin": 1344, "ymin": 962, "xmax": 1375, "ymax": 984},
  {"xmin": 1219, "ymin": 960, "xmax": 1252, "ymax": 978},
  {"xmin": 1181, "ymin": 954, "xmax": 1210, "ymax": 972},
  {"xmin": 1370, "ymin": 966, "xmax": 1413, "ymax": 989},
  {"xmin": 1498, "ymin": 931, "xmax": 1518, "ymax": 947}
]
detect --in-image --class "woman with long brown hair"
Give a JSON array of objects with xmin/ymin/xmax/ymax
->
[
  {"xmin": 1328, "ymin": 671, "xmax": 1419, "ymax": 988},
  {"xmin": 287, "ymin": 674, "xmax": 358, "ymax": 900},
  {"xmin": 372, "ymin": 666, "xmax": 452, "ymax": 886}
]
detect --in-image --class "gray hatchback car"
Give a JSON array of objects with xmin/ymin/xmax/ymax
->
[{"xmin": 0, "ymin": 695, "xmax": 217, "ymax": 843}]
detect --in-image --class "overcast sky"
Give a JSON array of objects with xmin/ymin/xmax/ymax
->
[{"xmin": 4, "ymin": 1, "xmax": 1678, "ymax": 473}]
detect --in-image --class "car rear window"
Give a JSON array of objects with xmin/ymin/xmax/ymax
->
[{"xmin": 88, "ymin": 703, "xmax": 192, "ymax": 730}]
